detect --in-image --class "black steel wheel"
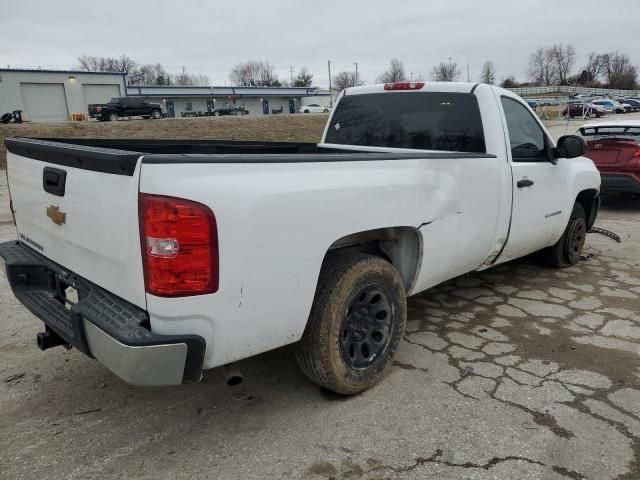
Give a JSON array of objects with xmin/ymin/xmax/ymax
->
[
  {"xmin": 296, "ymin": 252, "xmax": 406, "ymax": 395},
  {"xmin": 564, "ymin": 215, "xmax": 586, "ymax": 265},
  {"xmin": 536, "ymin": 203, "xmax": 586, "ymax": 268},
  {"xmin": 340, "ymin": 286, "xmax": 393, "ymax": 369}
]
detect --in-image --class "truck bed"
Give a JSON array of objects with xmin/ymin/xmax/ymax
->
[{"xmin": 5, "ymin": 137, "xmax": 496, "ymax": 173}]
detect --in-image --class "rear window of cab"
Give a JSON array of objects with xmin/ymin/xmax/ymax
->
[{"xmin": 325, "ymin": 91, "xmax": 486, "ymax": 153}]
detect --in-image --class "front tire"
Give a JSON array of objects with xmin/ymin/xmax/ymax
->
[
  {"xmin": 537, "ymin": 203, "xmax": 587, "ymax": 268},
  {"xmin": 304, "ymin": 109, "xmax": 310, "ymax": 113},
  {"xmin": 296, "ymin": 253, "xmax": 407, "ymax": 395},
  {"xmin": 108, "ymin": 112, "xmax": 119, "ymax": 122}
]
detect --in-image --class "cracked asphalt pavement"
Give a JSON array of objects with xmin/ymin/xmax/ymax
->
[{"xmin": 1, "ymin": 175, "xmax": 639, "ymax": 479}]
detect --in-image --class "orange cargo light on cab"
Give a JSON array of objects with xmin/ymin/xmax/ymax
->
[{"xmin": 139, "ymin": 193, "xmax": 219, "ymax": 297}]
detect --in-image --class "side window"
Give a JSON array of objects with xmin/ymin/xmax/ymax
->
[
  {"xmin": 500, "ymin": 97, "xmax": 549, "ymax": 162},
  {"xmin": 185, "ymin": 102, "xmax": 193, "ymax": 111}
]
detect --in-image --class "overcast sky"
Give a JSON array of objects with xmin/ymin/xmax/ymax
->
[{"xmin": 2, "ymin": 0, "xmax": 639, "ymax": 87}]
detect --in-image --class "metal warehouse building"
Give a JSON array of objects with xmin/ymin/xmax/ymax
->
[
  {"xmin": 0, "ymin": 69, "xmax": 127, "ymax": 122},
  {"xmin": 126, "ymin": 85, "xmax": 329, "ymax": 117},
  {"xmin": 0, "ymin": 68, "xmax": 330, "ymax": 122}
]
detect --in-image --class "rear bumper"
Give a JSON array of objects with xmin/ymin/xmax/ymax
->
[
  {"xmin": 0, "ymin": 240, "xmax": 205, "ymax": 386},
  {"xmin": 600, "ymin": 173, "xmax": 640, "ymax": 194}
]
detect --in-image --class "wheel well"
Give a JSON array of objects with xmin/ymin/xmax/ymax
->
[
  {"xmin": 575, "ymin": 189, "xmax": 599, "ymax": 229},
  {"xmin": 326, "ymin": 227, "xmax": 421, "ymax": 291}
]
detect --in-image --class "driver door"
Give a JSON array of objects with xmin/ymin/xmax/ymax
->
[{"xmin": 497, "ymin": 96, "xmax": 569, "ymax": 263}]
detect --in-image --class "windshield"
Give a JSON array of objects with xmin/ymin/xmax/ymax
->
[{"xmin": 325, "ymin": 91, "xmax": 486, "ymax": 153}]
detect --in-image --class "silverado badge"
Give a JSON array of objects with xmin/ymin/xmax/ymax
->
[{"xmin": 46, "ymin": 205, "xmax": 66, "ymax": 225}]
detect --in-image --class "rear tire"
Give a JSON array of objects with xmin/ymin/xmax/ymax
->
[
  {"xmin": 296, "ymin": 253, "xmax": 407, "ymax": 395},
  {"xmin": 151, "ymin": 109, "xmax": 162, "ymax": 119},
  {"xmin": 536, "ymin": 203, "xmax": 587, "ymax": 268}
]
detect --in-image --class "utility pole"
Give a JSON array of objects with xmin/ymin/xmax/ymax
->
[
  {"xmin": 354, "ymin": 62, "xmax": 358, "ymax": 86},
  {"xmin": 290, "ymin": 66, "xmax": 295, "ymax": 85},
  {"xmin": 327, "ymin": 60, "xmax": 333, "ymax": 106}
]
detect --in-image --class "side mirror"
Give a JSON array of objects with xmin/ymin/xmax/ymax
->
[{"xmin": 555, "ymin": 135, "xmax": 586, "ymax": 159}]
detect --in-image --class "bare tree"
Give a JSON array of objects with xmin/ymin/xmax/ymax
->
[
  {"xmin": 377, "ymin": 58, "xmax": 407, "ymax": 83},
  {"xmin": 171, "ymin": 71, "xmax": 209, "ymax": 86},
  {"xmin": 293, "ymin": 66, "xmax": 313, "ymax": 87},
  {"xmin": 78, "ymin": 55, "xmax": 137, "ymax": 74},
  {"xmin": 581, "ymin": 52, "xmax": 607, "ymax": 85},
  {"xmin": 331, "ymin": 71, "xmax": 362, "ymax": 92},
  {"xmin": 129, "ymin": 63, "xmax": 171, "ymax": 85},
  {"xmin": 527, "ymin": 47, "xmax": 557, "ymax": 85},
  {"xmin": 229, "ymin": 60, "xmax": 281, "ymax": 86},
  {"xmin": 551, "ymin": 44, "xmax": 576, "ymax": 84},
  {"xmin": 603, "ymin": 52, "xmax": 638, "ymax": 89},
  {"xmin": 431, "ymin": 61, "xmax": 461, "ymax": 82},
  {"xmin": 500, "ymin": 75, "xmax": 518, "ymax": 88},
  {"xmin": 479, "ymin": 61, "xmax": 496, "ymax": 84}
]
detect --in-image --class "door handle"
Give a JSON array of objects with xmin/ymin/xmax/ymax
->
[{"xmin": 517, "ymin": 179, "xmax": 534, "ymax": 188}]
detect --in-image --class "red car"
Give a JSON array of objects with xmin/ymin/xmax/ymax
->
[
  {"xmin": 579, "ymin": 122, "xmax": 640, "ymax": 195},
  {"xmin": 563, "ymin": 103, "xmax": 606, "ymax": 118}
]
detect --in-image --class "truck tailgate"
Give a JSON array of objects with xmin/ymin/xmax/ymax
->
[{"xmin": 5, "ymin": 138, "xmax": 147, "ymax": 308}]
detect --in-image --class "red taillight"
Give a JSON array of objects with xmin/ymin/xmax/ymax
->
[
  {"xmin": 139, "ymin": 194, "xmax": 218, "ymax": 297},
  {"xmin": 384, "ymin": 82, "xmax": 425, "ymax": 91}
]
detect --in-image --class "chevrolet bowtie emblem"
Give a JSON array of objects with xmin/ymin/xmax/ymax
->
[{"xmin": 46, "ymin": 205, "xmax": 66, "ymax": 225}]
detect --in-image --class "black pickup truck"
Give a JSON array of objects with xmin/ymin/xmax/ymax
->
[{"xmin": 88, "ymin": 97, "xmax": 163, "ymax": 121}]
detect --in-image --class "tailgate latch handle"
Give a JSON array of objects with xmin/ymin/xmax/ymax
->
[{"xmin": 43, "ymin": 167, "xmax": 67, "ymax": 197}]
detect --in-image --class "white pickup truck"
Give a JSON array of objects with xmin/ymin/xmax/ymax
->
[{"xmin": 1, "ymin": 82, "xmax": 600, "ymax": 394}]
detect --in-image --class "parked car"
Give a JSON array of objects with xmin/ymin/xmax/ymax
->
[
  {"xmin": 622, "ymin": 99, "xmax": 640, "ymax": 111},
  {"xmin": 2, "ymin": 82, "xmax": 600, "ymax": 394},
  {"xmin": 563, "ymin": 102, "xmax": 606, "ymax": 118},
  {"xmin": 579, "ymin": 121, "xmax": 640, "ymax": 195},
  {"xmin": 591, "ymin": 100, "xmax": 617, "ymax": 114},
  {"xmin": 610, "ymin": 100, "xmax": 628, "ymax": 114},
  {"xmin": 299, "ymin": 103, "xmax": 330, "ymax": 113},
  {"xmin": 212, "ymin": 103, "xmax": 249, "ymax": 116},
  {"xmin": 88, "ymin": 97, "xmax": 163, "ymax": 121},
  {"xmin": 524, "ymin": 98, "xmax": 540, "ymax": 108}
]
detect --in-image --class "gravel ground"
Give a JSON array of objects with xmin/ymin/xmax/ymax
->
[{"xmin": 0, "ymin": 118, "xmax": 639, "ymax": 479}]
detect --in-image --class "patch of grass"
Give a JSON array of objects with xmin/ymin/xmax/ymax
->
[{"xmin": 0, "ymin": 115, "xmax": 328, "ymax": 169}]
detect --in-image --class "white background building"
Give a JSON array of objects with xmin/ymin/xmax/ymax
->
[
  {"xmin": 0, "ymin": 69, "xmax": 126, "ymax": 122},
  {"xmin": 126, "ymin": 85, "xmax": 330, "ymax": 117},
  {"xmin": 0, "ymin": 68, "xmax": 330, "ymax": 122}
]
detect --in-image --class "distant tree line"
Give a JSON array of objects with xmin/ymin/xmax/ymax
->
[
  {"xmin": 78, "ymin": 49, "xmax": 638, "ymax": 91},
  {"xmin": 77, "ymin": 55, "xmax": 210, "ymax": 86},
  {"xmin": 517, "ymin": 44, "xmax": 637, "ymax": 89}
]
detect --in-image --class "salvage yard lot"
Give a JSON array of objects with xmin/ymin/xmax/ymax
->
[{"xmin": 0, "ymin": 115, "xmax": 639, "ymax": 479}]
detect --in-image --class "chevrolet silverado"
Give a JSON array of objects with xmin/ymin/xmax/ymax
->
[{"xmin": 0, "ymin": 82, "xmax": 601, "ymax": 394}]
